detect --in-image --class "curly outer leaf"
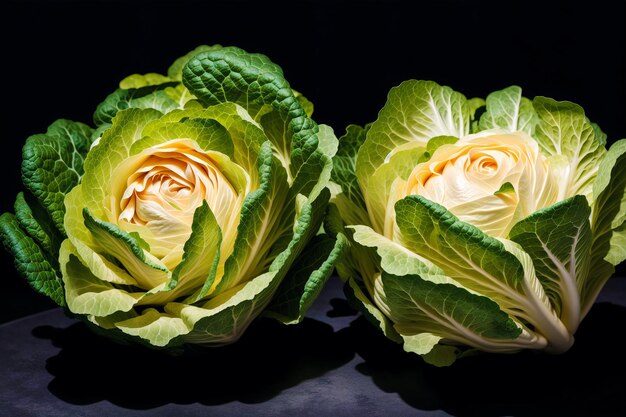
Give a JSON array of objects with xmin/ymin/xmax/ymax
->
[
  {"xmin": 14, "ymin": 191, "xmax": 62, "ymax": 259},
  {"xmin": 182, "ymin": 47, "xmax": 319, "ymax": 176},
  {"xmin": 93, "ymin": 85, "xmax": 179, "ymax": 126},
  {"xmin": 0, "ymin": 213, "xmax": 64, "ymax": 306},
  {"xmin": 21, "ymin": 119, "xmax": 94, "ymax": 234},
  {"xmin": 266, "ymin": 233, "xmax": 347, "ymax": 324},
  {"xmin": 332, "ymin": 124, "xmax": 369, "ymax": 211}
]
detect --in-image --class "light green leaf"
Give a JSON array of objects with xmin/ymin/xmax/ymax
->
[
  {"xmin": 83, "ymin": 208, "xmax": 170, "ymax": 290},
  {"xmin": 496, "ymin": 238, "xmax": 571, "ymax": 352},
  {"xmin": 87, "ymin": 310, "xmax": 138, "ymax": 331},
  {"xmin": 120, "ymin": 73, "xmax": 173, "ymax": 89},
  {"xmin": 479, "ymin": 86, "xmax": 538, "ymax": 134},
  {"xmin": 316, "ymin": 124, "xmax": 339, "ymax": 161},
  {"xmin": 81, "ymin": 108, "xmax": 162, "ymax": 220},
  {"xmin": 60, "ymin": 240, "xmax": 141, "ymax": 316},
  {"xmin": 533, "ymin": 97, "xmax": 606, "ymax": 199},
  {"xmin": 393, "ymin": 195, "xmax": 567, "ymax": 353},
  {"xmin": 265, "ymin": 234, "xmax": 346, "ymax": 324},
  {"xmin": 509, "ymin": 196, "xmax": 591, "ymax": 332},
  {"xmin": 200, "ymin": 102, "xmax": 267, "ymax": 179},
  {"xmin": 290, "ymin": 124, "xmax": 337, "ymax": 208},
  {"xmin": 468, "ymin": 97, "xmax": 486, "ymax": 134},
  {"xmin": 115, "ymin": 308, "xmax": 190, "ymax": 347},
  {"xmin": 0, "ymin": 212, "xmax": 65, "ymax": 305},
  {"xmin": 382, "ymin": 272, "xmax": 521, "ymax": 352},
  {"xmin": 356, "ymin": 80, "xmax": 470, "ymax": 196},
  {"xmin": 607, "ymin": 223, "xmax": 626, "ymax": 265},
  {"xmin": 63, "ymin": 187, "xmax": 140, "ymax": 287},
  {"xmin": 398, "ymin": 332, "xmax": 442, "ymax": 355},
  {"xmin": 136, "ymin": 115, "xmax": 235, "ymax": 158},
  {"xmin": 585, "ymin": 139, "xmax": 626, "ymax": 315},
  {"xmin": 394, "ymin": 195, "xmax": 526, "ymax": 311},
  {"xmin": 93, "ymin": 85, "xmax": 179, "ymax": 126},
  {"xmin": 128, "ymin": 232, "xmax": 150, "ymax": 251},
  {"xmin": 426, "ymin": 135, "xmax": 458, "ymax": 155},
  {"xmin": 592, "ymin": 139, "xmax": 626, "ymax": 231},
  {"xmin": 21, "ymin": 119, "xmax": 95, "ymax": 233},
  {"xmin": 217, "ymin": 141, "xmax": 288, "ymax": 293},
  {"xmin": 332, "ymin": 124, "xmax": 369, "ymax": 211},
  {"xmin": 344, "ymin": 276, "xmax": 403, "ymax": 343},
  {"xmin": 168, "ymin": 270, "xmax": 279, "ymax": 345},
  {"xmin": 350, "ymin": 224, "xmax": 456, "ymax": 285},
  {"xmin": 164, "ymin": 84, "xmax": 195, "ymax": 108},
  {"xmin": 172, "ymin": 201, "xmax": 222, "ymax": 302},
  {"xmin": 591, "ymin": 122, "xmax": 607, "ymax": 147},
  {"xmin": 495, "ymin": 182, "xmax": 515, "ymax": 195},
  {"xmin": 467, "ymin": 97, "xmax": 486, "ymax": 119},
  {"xmin": 367, "ymin": 144, "xmax": 427, "ymax": 233}
]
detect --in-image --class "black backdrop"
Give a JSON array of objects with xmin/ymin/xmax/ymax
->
[{"xmin": 1, "ymin": 0, "xmax": 625, "ymax": 322}]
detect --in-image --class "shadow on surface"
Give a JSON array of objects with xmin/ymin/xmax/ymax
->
[
  {"xmin": 351, "ymin": 302, "xmax": 626, "ymax": 417},
  {"xmin": 34, "ymin": 315, "xmax": 354, "ymax": 409}
]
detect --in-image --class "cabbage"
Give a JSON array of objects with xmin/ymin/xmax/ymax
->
[
  {"xmin": 0, "ymin": 45, "xmax": 345, "ymax": 348},
  {"xmin": 329, "ymin": 81, "xmax": 625, "ymax": 365}
]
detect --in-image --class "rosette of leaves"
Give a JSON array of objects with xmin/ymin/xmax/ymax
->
[
  {"xmin": 328, "ymin": 81, "xmax": 625, "ymax": 365},
  {"xmin": 0, "ymin": 45, "xmax": 344, "ymax": 348}
]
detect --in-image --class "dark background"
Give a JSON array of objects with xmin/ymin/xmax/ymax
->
[{"xmin": 1, "ymin": 0, "xmax": 625, "ymax": 323}]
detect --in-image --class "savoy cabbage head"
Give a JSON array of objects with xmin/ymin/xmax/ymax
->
[{"xmin": 0, "ymin": 45, "xmax": 344, "ymax": 348}]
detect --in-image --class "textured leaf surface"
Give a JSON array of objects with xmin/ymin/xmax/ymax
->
[
  {"xmin": 395, "ymin": 195, "xmax": 524, "ymax": 302},
  {"xmin": 81, "ymin": 108, "xmax": 162, "ymax": 220},
  {"xmin": 83, "ymin": 208, "xmax": 169, "ymax": 290},
  {"xmin": 93, "ymin": 86, "xmax": 179, "ymax": 126},
  {"xmin": 60, "ymin": 240, "xmax": 141, "ymax": 316},
  {"xmin": 350, "ymin": 224, "xmax": 455, "ymax": 285},
  {"xmin": 14, "ymin": 191, "xmax": 62, "ymax": 259},
  {"xmin": 200, "ymin": 102, "xmax": 266, "ymax": 180},
  {"xmin": 218, "ymin": 141, "xmax": 288, "ymax": 292},
  {"xmin": 21, "ymin": 119, "xmax": 94, "ymax": 233},
  {"xmin": 138, "ymin": 116, "xmax": 234, "ymax": 158},
  {"xmin": 382, "ymin": 272, "xmax": 521, "ymax": 342},
  {"xmin": 115, "ymin": 308, "xmax": 190, "ymax": 347},
  {"xmin": 0, "ymin": 213, "xmax": 64, "ymax": 305},
  {"xmin": 585, "ymin": 139, "xmax": 626, "ymax": 314},
  {"xmin": 509, "ymin": 196, "xmax": 591, "ymax": 331},
  {"xmin": 173, "ymin": 201, "xmax": 222, "ymax": 302},
  {"xmin": 356, "ymin": 80, "xmax": 469, "ymax": 197},
  {"xmin": 392, "ymin": 195, "xmax": 568, "ymax": 349},
  {"xmin": 331, "ymin": 124, "xmax": 368, "ymax": 211},
  {"xmin": 266, "ymin": 234, "xmax": 346, "ymax": 324},
  {"xmin": 169, "ymin": 270, "xmax": 278, "ymax": 345},
  {"xmin": 168, "ymin": 45, "xmax": 223, "ymax": 81},
  {"xmin": 533, "ymin": 97, "xmax": 606, "ymax": 199},
  {"xmin": 344, "ymin": 276, "xmax": 403, "ymax": 343},
  {"xmin": 182, "ymin": 47, "xmax": 319, "ymax": 177},
  {"xmin": 367, "ymin": 143, "xmax": 426, "ymax": 234},
  {"xmin": 479, "ymin": 86, "xmax": 538, "ymax": 134}
]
